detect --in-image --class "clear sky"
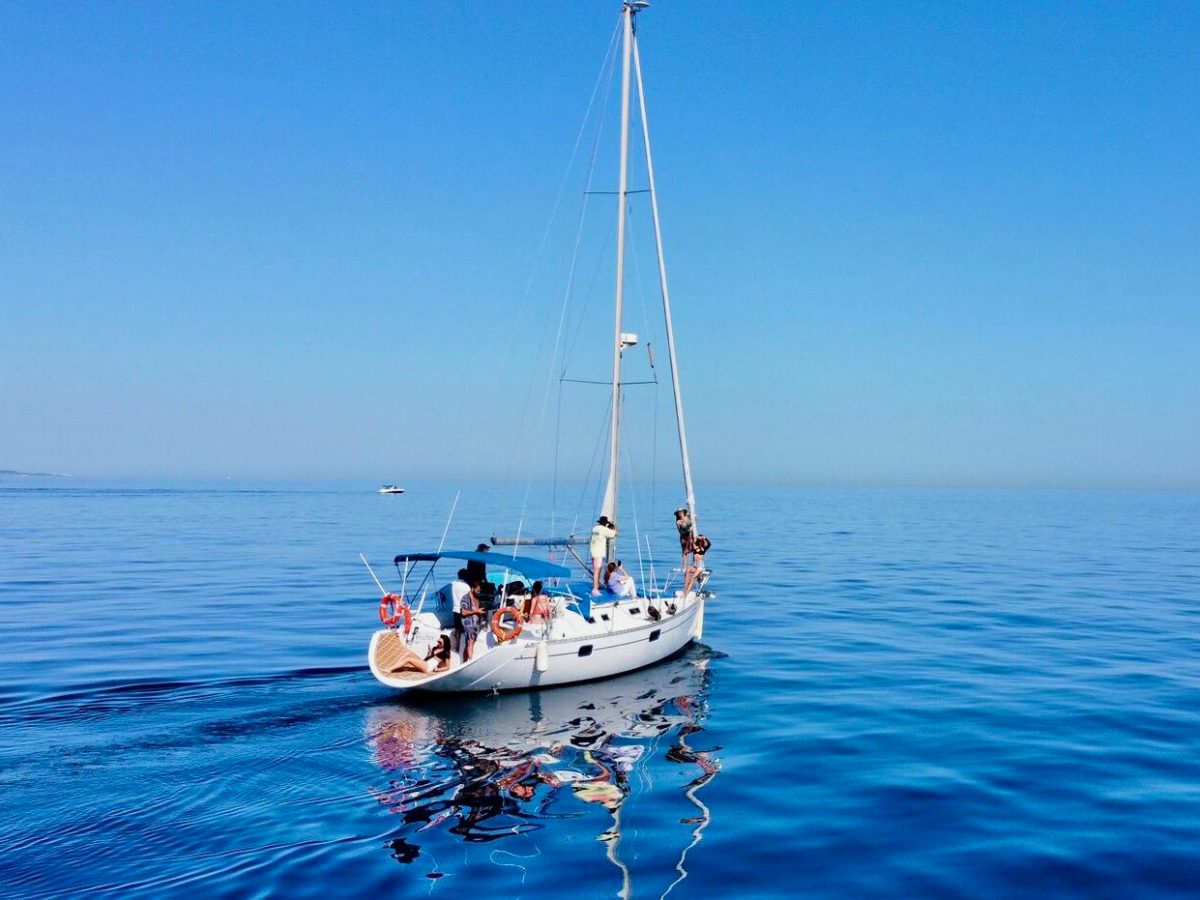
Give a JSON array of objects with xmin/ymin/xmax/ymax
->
[{"xmin": 2, "ymin": 1, "xmax": 1197, "ymax": 488}]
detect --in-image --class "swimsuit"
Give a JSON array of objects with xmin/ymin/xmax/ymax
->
[
  {"xmin": 677, "ymin": 520, "xmax": 693, "ymax": 552},
  {"xmin": 462, "ymin": 611, "xmax": 481, "ymax": 639}
]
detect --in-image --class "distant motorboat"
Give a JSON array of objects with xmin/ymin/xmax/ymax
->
[{"xmin": 378, "ymin": 485, "xmax": 406, "ymax": 494}]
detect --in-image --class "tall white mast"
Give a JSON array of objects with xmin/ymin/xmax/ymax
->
[
  {"xmin": 600, "ymin": 1, "xmax": 638, "ymax": 556},
  {"xmin": 631, "ymin": 20, "xmax": 698, "ymax": 534}
]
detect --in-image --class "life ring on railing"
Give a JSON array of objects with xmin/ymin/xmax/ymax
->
[
  {"xmin": 490, "ymin": 606, "xmax": 524, "ymax": 642},
  {"xmin": 378, "ymin": 593, "xmax": 412, "ymax": 634}
]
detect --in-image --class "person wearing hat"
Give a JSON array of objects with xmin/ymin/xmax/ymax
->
[
  {"xmin": 674, "ymin": 507, "xmax": 694, "ymax": 569},
  {"xmin": 590, "ymin": 515, "xmax": 617, "ymax": 595},
  {"xmin": 466, "ymin": 542, "xmax": 495, "ymax": 606}
]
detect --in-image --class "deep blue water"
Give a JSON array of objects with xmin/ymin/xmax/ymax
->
[{"xmin": 2, "ymin": 481, "xmax": 1198, "ymax": 898}]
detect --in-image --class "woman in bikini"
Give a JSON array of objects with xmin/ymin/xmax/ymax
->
[
  {"xmin": 682, "ymin": 534, "xmax": 710, "ymax": 597},
  {"xmin": 526, "ymin": 580, "xmax": 552, "ymax": 624},
  {"xmin": 388, "ymin": 633, "xmax": 454, "ymax": 675}
]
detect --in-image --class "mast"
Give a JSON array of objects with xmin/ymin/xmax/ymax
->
[
  {"xmin": 600, "ymin": 1, "xmax": 638, "ymax": 556},
  {"xmin": 631, "ymin": 18, "xmax": 698, "ymax": 534}
]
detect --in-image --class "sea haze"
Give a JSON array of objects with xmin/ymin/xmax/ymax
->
[{"xmin": 1, "ymin": 481, "xmax": 1198, "ymax": 898}]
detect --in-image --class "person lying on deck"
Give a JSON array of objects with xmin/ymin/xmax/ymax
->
[
  {"xmin": 426, "ymin": 634, "xmax": 452, "ymax": 673},
  {"xmin": 388, "ymin": 634, "xmax": 453, "ymax": 675}
]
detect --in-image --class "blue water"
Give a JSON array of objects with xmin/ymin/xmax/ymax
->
[{"xmin": 2, "ymin": 481, "xmax": 1198, "ymax": 898}]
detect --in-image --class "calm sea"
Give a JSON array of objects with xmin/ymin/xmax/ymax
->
[{"xmin": 1, "ymin": 481, "xmax": 1198, "ymax": 898}]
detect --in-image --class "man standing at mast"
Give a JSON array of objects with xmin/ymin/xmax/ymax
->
[{"xmin": 590, "ymin": 515, "xmax": 617, "ymax": 596}]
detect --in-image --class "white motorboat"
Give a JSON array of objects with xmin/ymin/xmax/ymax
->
[
  {"xmin": 367, "ymin": 0, "xmax": 712, "ymax": 693},
  {"xmin": 378, "ymin": 485, "xmax": 406, "ymax": 494}
]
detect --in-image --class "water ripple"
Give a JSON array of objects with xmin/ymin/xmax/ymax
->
[{"xmin": 2, "ymin": 483, "xmax": 1199, "ymax": 897}]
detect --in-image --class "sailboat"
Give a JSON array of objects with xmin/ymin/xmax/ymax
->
[{"xmin": 367, "ymin": 0, "xmax": 711, "ymax": 693}]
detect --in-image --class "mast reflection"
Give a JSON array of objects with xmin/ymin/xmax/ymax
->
[{"xmin": 365, "ymin": 647, "xmax": 722, "ymax": 895}]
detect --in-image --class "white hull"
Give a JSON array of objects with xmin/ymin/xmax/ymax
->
[
  {"xmin": 369, "ymin": 594, "xmax": 705, "ymax": 693},
  {"xmin": 365, "ymin": 648, "xmax": 713, "ymax": 762}
]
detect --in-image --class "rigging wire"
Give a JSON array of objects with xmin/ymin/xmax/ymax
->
[
  {"xmin": 500, "ymin": 7, "xmax": 685, "ymax": 560},
  {"xmin": 553, "ymin": 38, "xmax": 621, "ymax": 383},
  {"xmin": 651, "ymin": 349, "xmax": 659, "ymax": 560},
  {"xmin": 505, "ymin": 17, "xmax": 622, "ymax": 535},
  {"xmin": 558, "ymin": 188, "xmax": 616, "ymax": 378},
  {"xmin": 622, "ymin": 199, "xmax": 663, "ymax": 553},
  {"xmin": 624, "ymin": 463, "xmax": 648, "ymax": 592},
  {"xmin": 624, "ymin": 202, "xmax": 660, "ymax": 386},
  {"xmin": 504, "ymin": 14, "xmax": 622, "ymax": 390},
  {"xmin": 551, "ymin": 380, "xmax": 562, "ymax": 537},
  {"xmin": 574, "ymin": 389, "xmax": 615, "ymax": 542}
]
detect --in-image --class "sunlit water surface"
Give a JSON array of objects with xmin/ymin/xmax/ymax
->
[{"xmin": 1, "ymin": 481, "xmax": 1198, "ymax": 898}]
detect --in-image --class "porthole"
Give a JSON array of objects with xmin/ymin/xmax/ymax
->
[{"xmin": 578, "ymin": 645, "xmax": 594, "ymax": 657}]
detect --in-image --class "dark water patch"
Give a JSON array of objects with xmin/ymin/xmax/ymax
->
[
  {"xmin": 0, "ymin": 666, "xmax": 364, "ymax": 726},
  {"xmin": 192, "ymin": 695, "xmax": 381, "ymax": 745}
]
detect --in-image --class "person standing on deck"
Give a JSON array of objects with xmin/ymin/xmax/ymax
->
[
  {"xmin": 590, "ymin": 516, "xmax": 616, "ymax": 596},
  {"xmin": 450, "ymin": 568, "xmax": 470, "ymax": 656},
  {"xmin": 682, "ymin": 534, "xmax": 711, "ymax": 598},
  {"xmin": 674, "ymin": 507, "xmax": 694, "ymax": 569},
  {"xmin": 460, "ymin": 580, "xmax": 487, "ymax": 662},
  {"xmin": 466, "ymin": 543, "xmax": 495, "ymax": 606},
  {"xmin": 527, "ymin": 581, "xmax": 552, "ymax": 623}
]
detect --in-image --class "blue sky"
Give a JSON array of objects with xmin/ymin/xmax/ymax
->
[{"xmin": 2, "ymin": 1, "xmax": 1197, "ymax": 488}]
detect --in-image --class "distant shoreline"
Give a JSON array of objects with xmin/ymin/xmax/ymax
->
[{"xmin": 0, "ymin": 469, "xmax": 71, "ymax": 478}]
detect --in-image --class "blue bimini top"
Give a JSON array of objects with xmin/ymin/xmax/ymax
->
[{"xmin": 392, "ymin": 550, "xmax": 572, "ymax": 582}]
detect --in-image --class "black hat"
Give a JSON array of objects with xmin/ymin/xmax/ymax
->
[{"xmin": 597, "ymin": 516, "xmax": 611, "ymax": 526}]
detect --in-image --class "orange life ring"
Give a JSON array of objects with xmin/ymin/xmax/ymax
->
[
  {"xmin": 490, "ymin": 606, "xmax": 524, "ymax": 642},
  {"xmin": 378, "ymin": 594, "xmax": 412, "ymax": 633}
]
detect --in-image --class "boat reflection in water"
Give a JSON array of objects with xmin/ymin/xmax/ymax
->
[{"xmin": 365, "ymin": 647, "xmax": 722, "ymax": 897}]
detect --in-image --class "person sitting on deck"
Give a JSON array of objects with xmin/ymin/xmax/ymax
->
[
  {"xmin": 605, "ymin": 561, "xmax": 636, "ymax": 598},
  {"xmin": 503, "ymin": 580, "xmax": 527, "ymax": 606}
]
